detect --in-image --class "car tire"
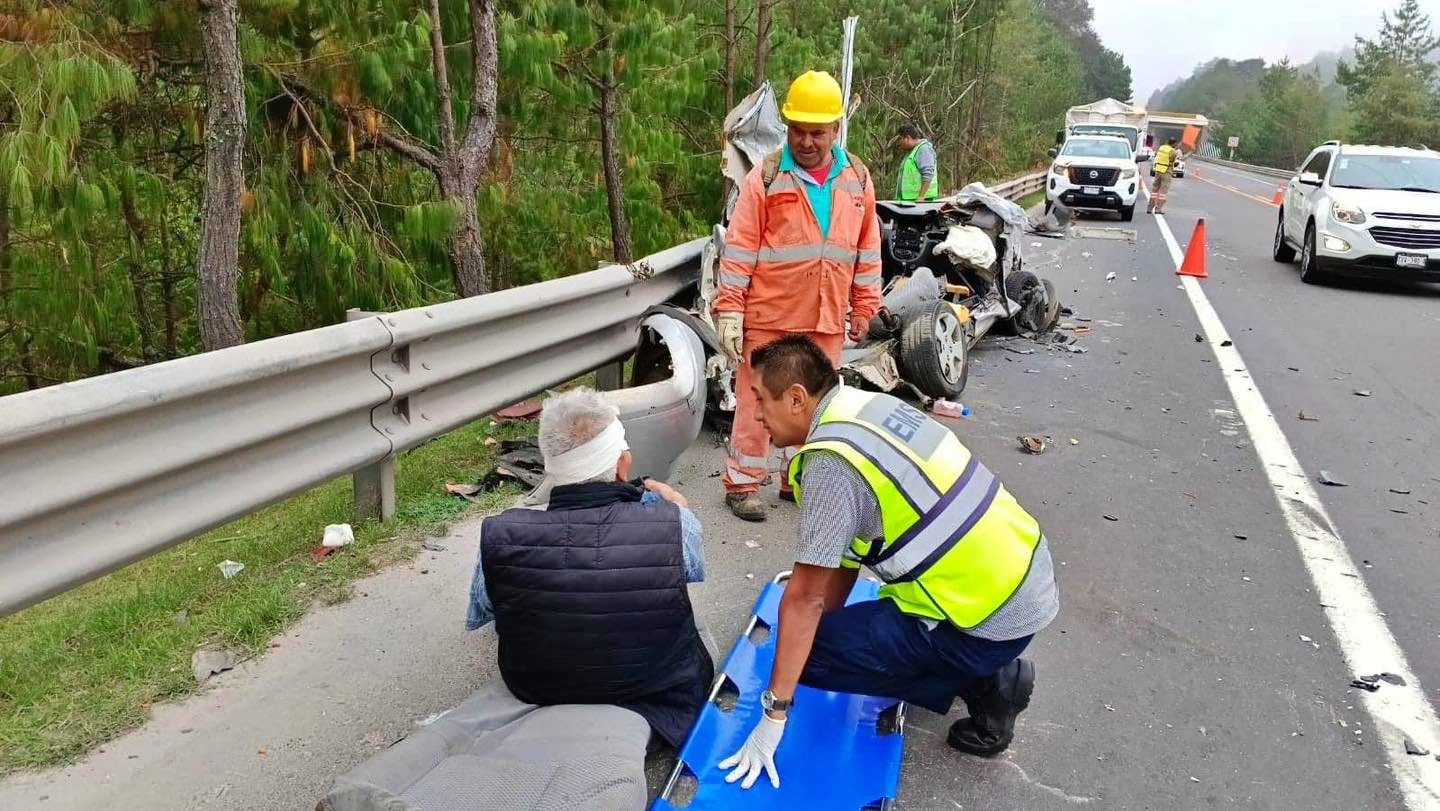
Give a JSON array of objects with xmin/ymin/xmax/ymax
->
[
  {"xmin": 1044, "ymin": 199, "xmax": 1054, "ymax": 215},
  {"xmin": 899, "ymin": 299, "xmax": 968, "ymax": 399},
  {"xmin": 1119, "ymin": 205, "xmax": 1135, "ymax": 222},
  {"xmin": 1003, "ymin": 269, "xmax": 1052, "ymax": 336},
  {"xmin": 1299, "ymin": 223, "xmax": 1329, "ymax": 285},
  {"xmin": 1272, "ymin": 210, "xmax": 1296, "ymax": 262}
]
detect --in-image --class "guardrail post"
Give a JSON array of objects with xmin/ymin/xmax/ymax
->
[
  {"xmin": 348, "ymin": 308, "xmax": 397, "ymax": 523},
  {"xmin": 595, "ymin": 361, "xmax": 625, "ymax": 391}
]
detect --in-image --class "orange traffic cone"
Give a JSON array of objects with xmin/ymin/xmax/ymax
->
[
  {"xmin": 1177, "ymin": 219, "xmax": 1208, "ymax": 278},
  {"xmin": 1271, "ymin": 185, "xmax": 1284, "ymax": 205}
]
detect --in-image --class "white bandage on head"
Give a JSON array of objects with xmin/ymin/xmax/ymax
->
[{"xmin": 544, "ymin": 418, "xmax": 630, "ymax": 485}]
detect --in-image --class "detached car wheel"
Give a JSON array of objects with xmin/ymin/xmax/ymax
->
[
  {"xmin": 899, "ymin": 299, "xmax": 968, "ymax": 399},
  {"xmin": 1003, "ymin": 269, "xmax": 1052, "ymax": 335}
]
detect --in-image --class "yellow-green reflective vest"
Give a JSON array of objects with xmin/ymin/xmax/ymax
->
[
  {"xmin": 1155, "ymin": 144, "xmax": 1176, "ymax": 174},
  {"xmin": 789, "ymin": 387, "xmax": 1042, "ymax": 629},
  {"xmin": 898, "ymin": 140, "xmax": 939, "ymax": 201}
]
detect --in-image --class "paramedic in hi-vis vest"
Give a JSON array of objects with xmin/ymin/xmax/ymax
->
[
  {"xmin": 719, "ymin": 336, "xmax": 1060, "ymax": 790},
  {"xmin": 714, "ymin": 70, "xmax": 882, "ymax": 523},
  {"xmin": 1148, "ymin": 138, "xmax": 1180, "ymax": 214},
  {"xmin": 895, "ymin": 123, "xmax": 939, "ymax": 201}
]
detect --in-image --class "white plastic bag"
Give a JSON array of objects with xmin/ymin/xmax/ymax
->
[{"xmin": 322, "ymin": 523, "xmax": 355, "ymax": 548}]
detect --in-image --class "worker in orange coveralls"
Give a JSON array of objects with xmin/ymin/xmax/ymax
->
[{"xmin": 714, "ymin": 70, "xmax": 882, "ymax": 521}]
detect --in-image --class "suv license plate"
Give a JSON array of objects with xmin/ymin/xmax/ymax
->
[
  {"xmin": 1082, "ymin": 186, "xmax": 1101, "ymax": 195},
  {"xmin": 1396, "ymin": 253, "xmax": 1428, "ymax": 269}
]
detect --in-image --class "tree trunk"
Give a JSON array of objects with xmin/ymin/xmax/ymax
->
[
  {"xmin": 120, "ymin": 184, "xmax": 156, "ymax": 361},
  {"xmin": 597, "ymin": 69, "xmax": 634, "ymax": 264},
  {"xmin": 754, "ymin": 0, "xmax": 773, "ymax": 90},
  {"xmin": 724, "ymin": 0, "xmax": 738, "ymax": 112},
  {"xmin": 195, "ymin": 0, "xmax": 246, "ymax": 351},
  {"xmin": 438, "ymin": 171, "xmax": 487, "ymax": 296},
  {"xmin": 0, "ymin": 184, "xmax": 10, "ymax": 303}
]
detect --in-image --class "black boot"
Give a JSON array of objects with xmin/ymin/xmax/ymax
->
[{"xmin": 947, "ymin": 658, "xmax": 1035, "ymax": 757}]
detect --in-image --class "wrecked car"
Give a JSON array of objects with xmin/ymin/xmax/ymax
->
[{"xmin": 697, "ymin": 83, "xmax": 1061, "ymax": 408}]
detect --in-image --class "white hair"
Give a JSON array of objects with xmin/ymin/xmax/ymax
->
[{"xmin": 538, "ymin": 387, "xmax": 622, "ymax": 484}]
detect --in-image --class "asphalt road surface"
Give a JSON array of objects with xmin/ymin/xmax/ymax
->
[{"xmin": 3, "ymin": 162, "xmax": 1438, "ymax": 810}]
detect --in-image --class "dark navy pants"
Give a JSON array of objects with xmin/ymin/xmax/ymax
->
[{"xmin": 799, "ymin": 597, "xmax": 1031, "ymax": 714}]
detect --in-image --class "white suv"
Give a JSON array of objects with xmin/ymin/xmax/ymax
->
[
  {"xmin": 1046, "ymin": 135, "xmax": 1141, "ymax": 221},
  {"xmin": 1274, "ymin": 141, "xmax": 1440, "ymax": 284}
]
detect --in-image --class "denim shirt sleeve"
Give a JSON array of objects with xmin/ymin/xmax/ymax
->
[
  {"xmin": 466, "ymin": 532, "xmax": 494, "ymax": 631},
  {"xmin": 642, "ymin": 491, "xmax": 706, "ymax": 583}
]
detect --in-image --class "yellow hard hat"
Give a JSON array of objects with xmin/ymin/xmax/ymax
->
[{"xmin": 782, "ymin": 70, "xmax": 844, "ymax": 124}]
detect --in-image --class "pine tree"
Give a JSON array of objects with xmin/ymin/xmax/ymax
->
[
  {"xmin": 195, "ymin": 0, "xmax": 247, "ymax": 350},
  {"xmin": 1337, "ymin": 0, "xmax": 1440, "ymax": 147}
]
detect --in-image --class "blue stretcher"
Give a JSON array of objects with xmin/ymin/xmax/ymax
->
[{"xmin": 652, "ymin": 573, "xmax": 905, "ymax": 811}]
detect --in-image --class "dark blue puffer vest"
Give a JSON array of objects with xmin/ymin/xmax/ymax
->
[{"xmin": 480, "ymin": 481, "xmax": 712, "ymax": 747}]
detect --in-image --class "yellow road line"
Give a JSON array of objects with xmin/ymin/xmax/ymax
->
[{"xmin": 1192, "ymin": 173, "xmax": 1279, "ymax": 208}]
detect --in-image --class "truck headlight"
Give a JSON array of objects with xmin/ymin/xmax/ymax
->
[
  {"xmin": 1121, "ymin": 167, "xmax": 1137, "ymax": 179},
  {"xmin": 1051, "ymin": 163, "xmax": 1067, "ymax": 177},
  {"xmin": 1331, "ymin": 201, "xmax": 1366, "ymax": 225}
]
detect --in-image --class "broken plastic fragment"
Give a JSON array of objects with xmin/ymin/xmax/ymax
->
[
  {"xmin": 1379, "ymin": 672, "xmax": 1407, "ymax": 686},
  {"xmin": 1318, "ymin": 471, "xmax": 1348, "ymax": 487},
  {"xmin": 217, "ymin": 560, "xmax": 245, "ymax": 579},
  {"xmin": 1105, "ymin": 272, "xmax": 1116, "ymax": 281},
  {"xmin": 1404, "ymin": 737, "xmax": 1429, "ymax": 756},
  {"xmin": 1354, "ymin": 389, "xmax": 1373, "ymax": 397},
  {"xmin": 1298, "ymin": 411, "xmax": 1319, "ymax": 422},
  {"xmin": 1018, "ymin": 435, "xmax": 1048, "ymax": 455}
]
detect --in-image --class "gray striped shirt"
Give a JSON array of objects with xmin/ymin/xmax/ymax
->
[{"xmin": 797, "ymin": 389, "xmax": 1059, "ymax": 640}]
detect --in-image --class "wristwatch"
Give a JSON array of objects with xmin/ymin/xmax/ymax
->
[{"xmin": 761, "ymin": 689, "xmax": 793, "ymax": 713}]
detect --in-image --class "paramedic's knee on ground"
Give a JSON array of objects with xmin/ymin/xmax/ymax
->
[{"xmin": 468, "ymin": 387, "xmax": 713, "ymax": 749}]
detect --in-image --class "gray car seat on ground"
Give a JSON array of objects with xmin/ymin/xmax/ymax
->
[{"xmin": 317, "ymin": 682, "xmax": 651, "ymax": 811}]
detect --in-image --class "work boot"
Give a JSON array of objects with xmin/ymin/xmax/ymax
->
[
  {"xmin": 947, "ymin": 658, "xmax": 1035, "ymax": 757},
  {"xmin": 726, "ymin": 492, "xmax": 768, "ymax": 522}
]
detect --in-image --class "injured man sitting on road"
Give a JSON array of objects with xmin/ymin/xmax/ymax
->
[{"xmin": 466, "ymin": 388, "xmax": 713, "ymax": 750}]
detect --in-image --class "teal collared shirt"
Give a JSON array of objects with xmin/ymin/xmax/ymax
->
[{"xmin": 779, "ymin": 144, "xmax": 849, "ymax": 239}]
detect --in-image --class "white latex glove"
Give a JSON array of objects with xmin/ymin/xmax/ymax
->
[
  {"xmin": 716, "ymin": 311, "xmax": 744, "ymax": 364},
  {"xmin": 718, "ymin": 713, "xmax": 786, "ymax": 789}
]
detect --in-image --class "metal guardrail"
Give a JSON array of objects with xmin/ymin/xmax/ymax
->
[
  {"xmin": 989, "ymin": 170, "xmax": 1047, "ymax": 202},
  {"xmin": 0, "ymin": 161, "xmax": 1045, "ymax": 618},
  {"xmin": 0, "ymin": 238, "xmax": 705, "ymax": 616},
  {"xmin": 1193, "ymin": 154, "xmax": 1294, "ymax": 180}
]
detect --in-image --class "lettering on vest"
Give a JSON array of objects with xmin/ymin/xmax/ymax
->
[{"xmin": 880, "ymin": 401, "xmax": 927, "ymax": 443}]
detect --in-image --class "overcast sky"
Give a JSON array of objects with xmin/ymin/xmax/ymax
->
[{"xmin": 1091, "ymin": 0, "xmax": 1440, "ymax": 104}]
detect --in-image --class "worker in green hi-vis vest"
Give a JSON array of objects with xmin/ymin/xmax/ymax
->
[{"xmin": 895, "ymin": 123, "xmax": 939, "ymax": 201}]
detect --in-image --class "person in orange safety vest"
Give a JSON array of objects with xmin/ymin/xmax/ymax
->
[{"xmin": 714, "ymin": 70, "xmax": 883, "ymax": 522}]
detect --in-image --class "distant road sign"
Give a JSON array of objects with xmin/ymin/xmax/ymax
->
[{"xmin": 1227, "ymin": 136, "xmax": 1241, "ymax": 148}]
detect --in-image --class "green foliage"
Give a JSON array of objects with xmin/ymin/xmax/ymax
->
[
  {"xmin": 1, "ymin": 0, "xmax": 1107, "ymax": 393},
  {"xmin": 1337, "ymin": 0, "xmax": 1440, "ymax": 147}
]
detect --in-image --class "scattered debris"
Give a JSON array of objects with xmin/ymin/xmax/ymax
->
[
  {"xmin": 932, "ymin": 399, "xmax": 971, "ymax": 419},
  {"xmin": 1194, "ymin": 334, "xmax": 1203, "ymax": 343},
  {"xmin": 172, "ymin": 609, "xmax": 190, "ymax": 626},
  {"xmin": 1220, "ymin": 340, "xmax": 1233, "ymax": 347},
  {"xmin": 1018, "ymin": 435, "xmax": 1048, "ymax": 455},
  {"xmin": 322, "ymin": 523, "xmax": 354, "ymax": 548},
  {"xmin": 1299, "ymin": 634, "xmax": 1313, "ymax": 644},
  {"xmin": 1391, "ymin": 508, "xmax": 1410, "ymax": 515},
  {"xmin": 1404, "ymin": 737, "xmax": 1429, "ymax": 756},
  {"xmin": 1298, "ymin": 411, "xmax": 1319, "ymax": 422},
  {"xmin": 745, "ymin": 573, "xmax": 755, "ymax": 580},
  {"xmin": 1233, "ymin": 534, "xmax": 1248, "ymax": 540},
  {"xmin": 1351, "ymin": 675, "xmax": 1381, "ymax": 692},
  {"xmin": 1105, "ymin": 272, "xmax": 1116, "ymax": 281},
  {"xmin": 1130, "ymin": 276, "xmax": 1138, "ymax": 281},
  {"xmin": 1287, "ymin": 366, "xmax": 1301, "ymax": 372},
  {"xmin": 1189, "ymin": 777, "xmax": 1200, "ymax": 784},
  {"xmin": 484, "ymin": 437, "xmax": 499, "ymax": 447},
  {"xmin": 192, "ymin": 645, "xmax": 240, "ymax": 685},
  {"xmin": 496, "ymin": 400, "xmax": 544, "ymax": 421},
  {"xmin": 1083, "ymin": 252, "xmax": 1094, "ymax": 259},
  {"xmin": 217, "ymin": 560, "xmax": 245, "ymax": 579},
  {"xmin": 1379, "ymin": 672, "xmax": 1407, "ymax": 686},
  {"xmin": 1389, "ymin": 488, "xmax": 1412, "ymax": 495},
  {"xmin": 744, "ymin": 540, "xmax": 761, "ymax": 550},
  {"xmin": 420, "ymin": 540, "xmax": 448, "ymax": 552},
  {"xmin": 309, "ymin": 545, "xmax": 336, "ymax": 562},
  {"xmin": 1003, "ymin": 345, "xmax": 1036, "ymax": 355},
  {"xmin": 1353, "ymin": 389, "xmax": 1373, "ymax": 397},
  {"xmin": 449, "ymin": 439, "xmax": 547, "ymax": 499},
  {"xmin": 1103, "ymin": 514, "xmax": 1119, "ymax": 522},
  {"xmin": 1318, "ymin": 471, "xmax": 1348, "ymax": 487},
  {"xmin": 1069, "ymin": 438, "xmax": 1079, "ymax": 445}
]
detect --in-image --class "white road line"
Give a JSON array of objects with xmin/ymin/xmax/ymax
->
[{"xmin": 1149, "ymin": 200, "xmax": 1440, "ymax": 809}]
